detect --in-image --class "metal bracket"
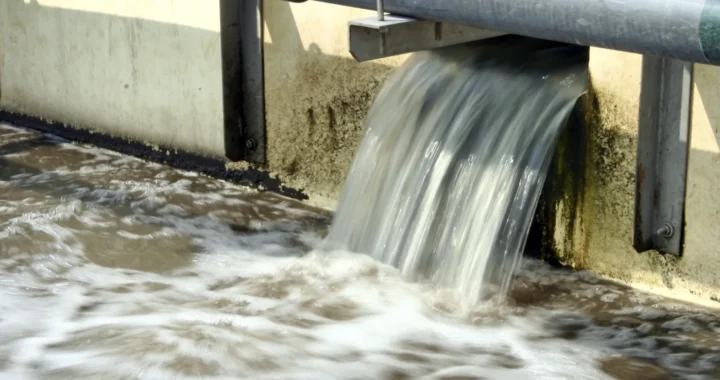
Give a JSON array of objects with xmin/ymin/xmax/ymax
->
[
  {"xmin": 348, "ymin": 15, "xmax": 505, "ymax": 62},
  {"xmin": 633, "ymin": 56, "xmax": 694, "ymax": 255}
]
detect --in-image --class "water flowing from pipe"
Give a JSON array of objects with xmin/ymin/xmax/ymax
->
[{"xmin": 324, "ymin": 39, "xmax": 589, "ymax": 303}]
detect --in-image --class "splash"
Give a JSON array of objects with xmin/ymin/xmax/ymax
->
[
  {"xmin": 3, "ymin": 123, "xmax": 720, "ymax": 379},
  {"xmin": 325, "ymin": 38, "xmax": 589, "ymax": 302}
]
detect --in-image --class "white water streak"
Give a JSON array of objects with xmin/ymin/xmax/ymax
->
[{"xmin": 325, "ymin": 41, "xmax": 589, "ymax": 302}]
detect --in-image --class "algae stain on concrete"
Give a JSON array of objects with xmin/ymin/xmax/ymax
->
[
  {"xmin": 580, "ymin": 83, "xmax": 705, "ymax": 295},
  {"xmin": 540, "ymin": 78, "xmax": 666, "ymax": 274},
  {"xmin": 541, "ymin": 50, "xmax": 720, "ymax": 305},
  {"xmin": 264, "ymin": 45, "xmax": 398, "ymax": 202},
  {"xmin": 541, "ymin": 76, "xmax": 650, "ymax": 275},
  {"xmin": 538, "ymin": 89, "xmax": 595, "ymax": 269}
]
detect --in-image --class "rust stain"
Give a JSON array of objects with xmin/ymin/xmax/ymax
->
[{"xmin": 636, "ymin": 165, "xmax": 646, "ymax": 189}]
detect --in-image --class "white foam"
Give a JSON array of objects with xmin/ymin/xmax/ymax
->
[{"xmin": 2, "ymin": 122, "xmax": 719, "ymax": 379}]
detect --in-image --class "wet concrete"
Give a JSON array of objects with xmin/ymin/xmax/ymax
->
[{"xmin": 0, "ymin": 111, "xmax": 310, "ymax": 200}]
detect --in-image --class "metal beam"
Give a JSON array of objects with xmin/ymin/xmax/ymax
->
[
  {"xmin": 633, "ymin": 56, "xmax": 694, "ymax": 255},
  {"xmin": 348, "ymin": 15, "xmax": 505, "ymax": 62},
  {"xmin": 315, "ymin": 0, "xmax": 720, "ymax": 66},
  {"xmin": 220, "ymin": 0, "xmax": 266, "ymax": 164}
]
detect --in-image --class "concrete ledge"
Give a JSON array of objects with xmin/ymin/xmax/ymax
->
[{"xmin": 0, "ymin": 110, "xmax": 308, "ymax": 201}]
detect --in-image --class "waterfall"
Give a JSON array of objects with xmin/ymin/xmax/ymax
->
[{"xmin": 324, "ymin": 38, "xmax": 588, "ymax": 302}]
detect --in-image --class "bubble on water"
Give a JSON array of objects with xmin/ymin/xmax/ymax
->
[{"xmin": 601, "ymin": 293, "xmax": 619, "ymax": 303}]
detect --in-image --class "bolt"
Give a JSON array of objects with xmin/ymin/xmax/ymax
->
[
  {"xmin": 245, "ymin": 138, "xmax": 256, "ymax": 151},
  {"xmin": 656, "ymin": 223, "xmax": 674, "ymax": 238}
]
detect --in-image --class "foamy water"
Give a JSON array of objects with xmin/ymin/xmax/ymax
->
[{"xmin": 2, "ymin": 123, "xmax": 720, "ymax": 380}]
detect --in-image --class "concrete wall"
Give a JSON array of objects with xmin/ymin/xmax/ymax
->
[
  {"xmin": 0, "ymin": 0, "xmax": 225, "ymax": 156},
  {"xmin": 548, "ymin": 48, "xmax": 720, "ymax": 306},
  {"xmin": 0, "ymin": 0, "xmax": 405, "ymax": 207}
]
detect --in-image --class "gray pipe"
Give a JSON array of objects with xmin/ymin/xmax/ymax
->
[{"xmin": 313, "ymin": 0, "xmax": 720, "ymax": 65}]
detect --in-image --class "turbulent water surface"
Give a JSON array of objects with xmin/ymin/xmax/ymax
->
[
  {"xmin": 325, "ymin": 40, "xmax": 589, "ymax": 302},
  {"xmin": 2, "ymin": 123, "xmax": 720, "ymax": 380}
]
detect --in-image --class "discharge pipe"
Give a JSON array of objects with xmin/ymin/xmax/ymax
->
[{"xmin": 310, "ymin": 0, "xmax": 720, "ymax": 65}]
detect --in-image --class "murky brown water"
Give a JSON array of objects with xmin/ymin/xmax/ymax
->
[{"xmin": 1, "ymin": 122, "xmax": 720, "ymax": 380}]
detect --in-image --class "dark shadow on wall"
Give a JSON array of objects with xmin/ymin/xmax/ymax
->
[
  {"xmin": 264, "ymin": 0, "xmax": 306, "ymax": 58},
  {"xmin": 525, "ymin": 94, "xmax": 589, "ymax": 268},
  {"xmin": 695, "ymin": 65, "xmax": 720, "ymax": 151},
  {"xmin": 0, "ymin": 0, "xmax": 396, "ymax": 200}
]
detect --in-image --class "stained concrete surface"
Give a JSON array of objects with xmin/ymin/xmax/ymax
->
[
  {"xmin": 545, "ymin": 49, "xmax": 720, "ymax": 308},
  {"xmin": 257, "ymin": 1, "xmax": 408, "ymax": 208}
]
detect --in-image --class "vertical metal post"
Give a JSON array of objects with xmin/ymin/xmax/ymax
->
[
  {"xmin": 633, "ymin": 56, "xmax": 693, "ymax": 255},
  {"xmin": 377, "ymin": 0, "xmax": 384, "ymax": 21},
  {"xmin": 220, "ymin": 0, "xmax": 266, "ymax": 164}
]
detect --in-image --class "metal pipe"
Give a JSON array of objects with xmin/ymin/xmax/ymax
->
[
  {"xmin": 314, "ymin": 0, "xmax": 720, "ymax": 65},
  {"xmin": 377, "ymin": 0, "xmax": 384, "ymax": 21}
]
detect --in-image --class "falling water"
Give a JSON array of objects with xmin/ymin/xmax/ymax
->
[
  {"xmin": 4, "ymin": 123, "xmax": 720, "ymax": 379},
  {"xmin": 325, "ymin": 38, "xmax": 589, "ymax": 302}
]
